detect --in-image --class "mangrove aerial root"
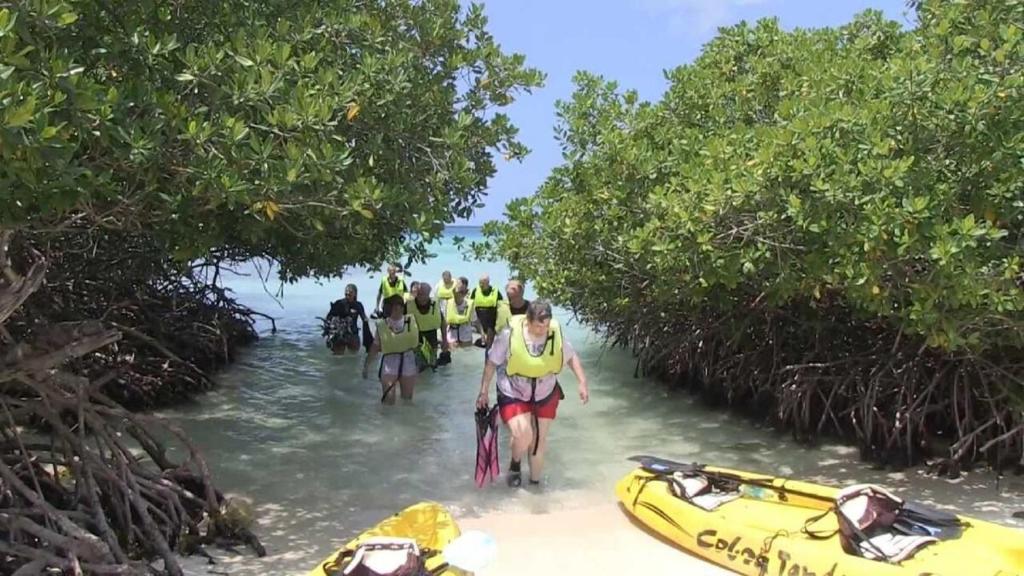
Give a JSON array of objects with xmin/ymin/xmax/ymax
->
[
  {"xmin": 8, "ymin": 229, "xmax": 271, "ymax": 410},
  {"xmin": 1, "ymin": 230, "xmax": 267, "ymax": 574},
  {"xmin": 597, "ymin": 293, "xmax": 1023, "ymax": 474}
]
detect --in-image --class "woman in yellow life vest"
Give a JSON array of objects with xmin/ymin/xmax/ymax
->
[
  {"xmin": 374, "ymin": 264, "xmax": 407, "ymax": 316},
  {"xmin": 476, "ymin": 301, "xmax": 589, "ymax": 487},
  {"xmin": 445, "ymin": 281, "xmax": 475, "ymax": 348},
  {"xmin": 363, "ymin": 294, "xmax": 421, "ymax": 404},
  {"xmin": 495, "ymin": 279, "xmax": 530, "ymax": 331},
  {"xmin": 435, "ymin": 271, "xmax": 456, "ymax": 350},
  {"xmin": 406, "ymin": 282, "xmax": 449, "ymax": 369},
  {"xmin": 436, "ymin": 270, "xmax": 457, "ymax": 304}
]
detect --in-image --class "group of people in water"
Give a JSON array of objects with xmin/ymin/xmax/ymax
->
[{"xmin": 322, "ymin": 266, "xmax": 589, "ymax": 487}]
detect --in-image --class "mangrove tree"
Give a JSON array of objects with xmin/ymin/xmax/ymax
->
[{"xmin": 478, "ymin": 0, "xmax": 1024, "ymax": 472}]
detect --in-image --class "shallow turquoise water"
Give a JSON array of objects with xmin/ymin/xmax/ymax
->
[{"xmin": 162, "ymin": 227, "xmax": 1024, "ymax": 575}]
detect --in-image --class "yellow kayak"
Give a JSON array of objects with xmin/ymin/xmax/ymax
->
[
  {"xmin": 309, "ymin": 502, "xmax": 469, "ymax": 576},
  {"xmin": 616, "ymin": 458, "xmax": 1024, "ymax": 576}
]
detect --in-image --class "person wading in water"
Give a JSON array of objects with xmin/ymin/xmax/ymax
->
[
  {"xmin": 469, "ymin": 274, "xmax": 503, "ymax": 348},
  {"xmin": 364, "ymin": 294, "xmax": 420, "ymax": 404},
  {"xmin": 436, "ymin": 270, "xmax": 457, "ymax": 308},
  {"xmin": 446, "ymin": 281, "xmax": 475, "ymax": 348},
  {"xmin": 323, "ymin": 284, "xmax": 370, "ymax": 354},
  {"xmin": 405, "ymin": 281, "xmax": 420, "ymax": 304},
  {"xmin": 374, "ymin": 264, "xmax": 407, "ymax": 316},
  {"xmin": 406, "ymin": 282, "xmax": 449, "ymax": 369},
  {"xmin": 476, "ymin": 300, "xmax": 589, "ymax": 486},
  {"xmin": 495, "ymin": 279, "xmax": 529, "ymax": 331}
]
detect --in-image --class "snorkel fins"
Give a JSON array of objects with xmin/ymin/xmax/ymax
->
[{"xmin": 474, "ymin": 405, "xmax": 500, "ymax": 487}]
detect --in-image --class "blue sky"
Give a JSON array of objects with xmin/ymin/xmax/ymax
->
[{"xmin": 464, "ymin": 0, "xmax": 914, "ymax": 225}]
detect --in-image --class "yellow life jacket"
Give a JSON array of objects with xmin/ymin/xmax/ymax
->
[
  {"xmin": 380, "ymin": 276, "xmax": 406, "ymax": 300},
  {"xmin": 506, "ymin": 315, "xmax": 563, "ymax": 378},
  {"xmin": 495, "ymin": 301, "xmax": 512, "ymax": 330},
  {"xmin": 436, "ymin": 280, "xmax": 456, "ymax": 300},
  {"xmin": 378, "ymin": 315, "xmax": 419, "ymax": 354},
  {"xmin": 408, "ymin": 299, "xmax": 442, "ymax": 332},
  {"xmin": 446, "ymin": 298, "xmax": 472, "ymax": 326},
  {"xmin": 496, "ymin": 300, "xmax": 531, "ymax": 331},
  {"xmin": 473, "ymin": 285, "xmax": 500, "ymax": 308}
]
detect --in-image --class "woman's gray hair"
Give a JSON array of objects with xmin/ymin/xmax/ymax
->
[
  {"xmin": 526, "ymin": 300, "xmax": 553, "ymax": 322},
  {"xmin": 345, "ymin": 283, "xmax": 358, "ymax": 294}
]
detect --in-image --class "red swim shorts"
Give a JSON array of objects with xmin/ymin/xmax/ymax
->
[{"xmin": 497, "ymin": 387, "xmax": 562, "ymax": 423}]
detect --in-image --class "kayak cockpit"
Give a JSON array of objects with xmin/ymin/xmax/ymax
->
[{"xmin": 618, "ymin": 457, "xmax": 1024, "ymax": 576}]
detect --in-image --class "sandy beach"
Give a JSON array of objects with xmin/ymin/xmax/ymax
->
[
  {"xmin": 459, "ymin": 501, "xmax": 732, "ymax": 575},
  {"xmin": 180, "ymin": 497, "xmax": 733, "ymax": 575},
  {"xmin": 179, "ymin": 458, "xmax": 1024, "ymax": 576}
]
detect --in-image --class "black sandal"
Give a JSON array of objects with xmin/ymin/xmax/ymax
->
[{"xmin": 508, "ymin": 459, "xmax": 522, "ymax": 487}]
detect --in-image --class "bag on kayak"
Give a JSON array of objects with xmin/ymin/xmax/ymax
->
[
  {"xmin": 834, "ymin": 484, "xmax": 938, "ymax": 563},
  {"xmin": 892, "ymin": 500, "xmax": 964, "ymax": 540},
  {"xmin": 666, "ymin": 471, "xmax": 741, "ymax": 512},
  {"xmin": 330, "ymin": 537, "xmax": 431, "ymax": 576},
  {"xmin": 668, "ymin": 472, "xmax": 710, "ymax": 499}
]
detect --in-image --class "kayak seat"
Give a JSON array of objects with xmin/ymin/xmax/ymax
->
[
  {"xmin": 619, "ymin": 462, "xmax": 1023, "ymax": 576},
  {"xmin": 327, "ymin": 536, "xmax": 443, "ymax": 576},
  {"xmin": 666, "ymin": 471, "xmax": 741, "ymax": 512},
  {"xmin": 835, "ymin": 484, "xmax": 943, "ymax": 563},
  {"xmin": 855, "ymin": 532, "xmax": 938, "ymax": 563}
]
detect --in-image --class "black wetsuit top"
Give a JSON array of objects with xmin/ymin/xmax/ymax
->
[{"xmin": 326, "ymin": 300, "xmax": 366, "ymax": 337}]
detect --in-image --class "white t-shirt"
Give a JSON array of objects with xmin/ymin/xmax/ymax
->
[{"xmin": 487, "ymin": 327, "xmax": 575, "ymax": 402}]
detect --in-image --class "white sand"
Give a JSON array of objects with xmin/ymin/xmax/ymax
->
[
  {"xmin": 178, "ymin": 470, "xmax": 1024, "ymax": 576},
  {"xmin": 458, "ymin": 501, "xmax": 733, "ymax": 575},
  {"xmin": 181, "ymin": 497, "xmax": 734, "ymax": 575}
]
